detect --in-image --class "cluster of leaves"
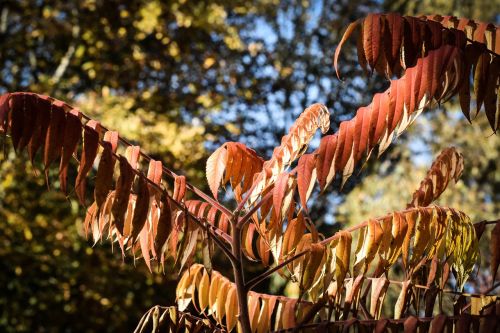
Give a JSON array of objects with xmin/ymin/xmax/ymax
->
[
  {"xmin": 1, "ymin": 10, "xmax": 499, "ymax": 333},
  {"xmin": 335, "ymin": 14, "xmax": 499, "ymax": 131}
]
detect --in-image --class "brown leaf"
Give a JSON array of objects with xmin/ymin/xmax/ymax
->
[
  {"xmin": 301, "ymin": 242, "xmax": 325, "ymax": 291},
  {"xmin": 369, "ymin": 276, "xmax": 389, "ymax": 319},
  {"xmin": 334, "ymin": 231, "xmax": 352, "ymax": 291},
  {"xmin": 112, "ymin": 155, "xmax": 136, "ymax": 234},
  {"xmin": 282, "ymin": 214, "xmax": 306, "ymax": 256},
  {"xmin": 403, "ymin": 315, "xmax": 419, "ymax": 333},
  {"xmin": 490, "ymin": 223, "xmax": 500, "ymax": 282},
  {"xmin": 474, "ymin": 221, "xmax": 487, "ymax": 241},
  {"xmin": 130, "ymin": 175, "xmax": 150, "ymax": 244},
  {"xmin": 456, "ymin": 313, "xmax": 472, "ymax": 333},
  {"xmin": 155, "ymin": 194, "xmax": 172, "ymax": 261},
  {"xmin": 430, "ymin": 313, "xmax": 447, "ymax": 333},
  {"xmin": 94, "ymin": 131, "xmax": 118, "ymax": 209},
  {"xmin": 273, "ymin": 172, "xmax": 294, "ymax": 222},
  {"xmin": 483, "ymin": 56, "xmax": 499, "ymax": 132},
  {"xmin": 394, "ymin": 280, "xmax": 412, "ymax": 319},
  {"xmin": 409, "ymin": 147, "xmax": 464, "ymax": 207}
]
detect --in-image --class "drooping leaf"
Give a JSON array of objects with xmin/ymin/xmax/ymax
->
[
  {"xmin": 173, "ymin": 175, "xmax": 186, "ymax": 202},
  {"xmin": 112, "ymin": 154, "xmax": 136, "ymax": 235},
  {"xmin": 130, "ymin": 174, "xmax": 150, "ymax": 245},
  {"xmin": 296, "ymin": 153, "xmax": 317, "ymax": 211},
  {"xmin": 75, "ymin": 120, "xmax": 101, "ymax": 205},
  {"xmin": 59, "ymin": 110, "xmax": 82, "ymax": 194},
  {"xmin": 43, "ymin": 100, "xmax": 67, "ymax": 175},
  {"xmin": 490, "ymin": 223, "xmax": 500, "ymax": 282},
  {"xmin": 370, "ymin": 277, "xmax": 389, "ymax": 319},
  {"xmin": 317, "ymin": 46, "xmax": 465, "ymax": 191},
  {"xmin": 94, "ymin": 130, "xmax": 118, "ymax": 208},
  {"xmin": 206, "ymin": 145, "xmax": 227, "ymax": 200}
]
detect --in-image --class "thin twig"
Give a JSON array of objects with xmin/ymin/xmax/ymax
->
[{"xmin": 237, "ymin": 190, "xmax": 273, "ymax": 228}]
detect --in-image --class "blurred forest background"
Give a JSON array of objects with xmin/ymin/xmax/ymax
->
[{"xmin": 0, "ymin": 0, "xmax": 498, "ymax": 331}]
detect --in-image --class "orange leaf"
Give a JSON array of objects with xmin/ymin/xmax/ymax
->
[{"xmin": 206, "ymin": 145, "xmax": 227, "ymax": 199}]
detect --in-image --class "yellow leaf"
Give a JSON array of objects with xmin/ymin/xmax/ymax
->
[
  {"xmin": 198, "ymin": 270, "xmax": 210, "ymax": 311},
  {"xmin": 225, "ymin": 286, "xmax": 238, "ymax": 331}
]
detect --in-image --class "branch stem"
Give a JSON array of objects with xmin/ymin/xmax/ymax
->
[
  {"xmin": 245, "ymin": 250, "xmax": 307, "ymax": 290},
  {"xmin": 230, "ymin": 222, "xmax": 252, "ymax": 333}
]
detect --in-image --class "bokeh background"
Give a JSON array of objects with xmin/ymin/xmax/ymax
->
[{"xmin": 0, "ymin": 0, "xmax": 498, "ymax": 331}]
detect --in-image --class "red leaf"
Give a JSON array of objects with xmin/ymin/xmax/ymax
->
[
  {"xmin": 296, "ymin": 154, "xmax": 316, "ymax": 211},
  {"xmin": 146, "ymin": 159, "xmax": 163, "ymax": 199},
  {"xmin": 334, "ymin": 19, "xmax": 361, "ymax": 79},
  {"xmin": 75, "ymin": 120, "xmax": 101, "ymax": 205},
  {"xmin": 59, "ymin": 110, "xmax": 82, "ymax": 194},
  {"xmin": 44, "ymin": 100, "xmax": 66, "ymax": 173},
  {"xmin": 28, "ymin": 96, "xmax": 51, "ymax": 164},
  {"xmin": 173, "ymin": 175, "xmax": 186, "ymax": 202},
  {"xmin": 10, "ymin": 93, "xmax": 25, "ymax": 152},
  {"xmin": 382, "ymin": 13, "xmax": 403, "ymax": 74},
  {"xmin": 18, "ymin": 94, "xmax": 37, "ymax": 152},
  {"xmin": 316, "ymin": 134, "xmax": 337, "ymax": 190},
  {"xmin": 0, "ymin": 93, "xmax": 10, "ymax": 134},
  {"xmin": 273, "ymin": 172, "xmax": 290, "ymax": 221},
  {"xmin": 339, "ymin": 120, "xmax": 355, "ymax": 173},
  {"xmin": 373, "ymin": 92, "xmax": 389, "ymax": 145},
  {"xmin": 367, "ymin": 93, "xmax": 381, "ymax": 147},
  {"xmin": 334, "ymin": 122, "xmax": 347, "ymax": 175},
  {"xmin": 363, "ymin": 14, "xmax": 382, "ymax": 71}
]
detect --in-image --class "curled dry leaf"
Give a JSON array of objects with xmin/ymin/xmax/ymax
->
[
  {"xmin": 409, "ymin": 147, "xmax": 464, "ymax": 207},
  {"xmin": 251, "ymin": 103, "xmax": 329, "ymax": 201}
]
